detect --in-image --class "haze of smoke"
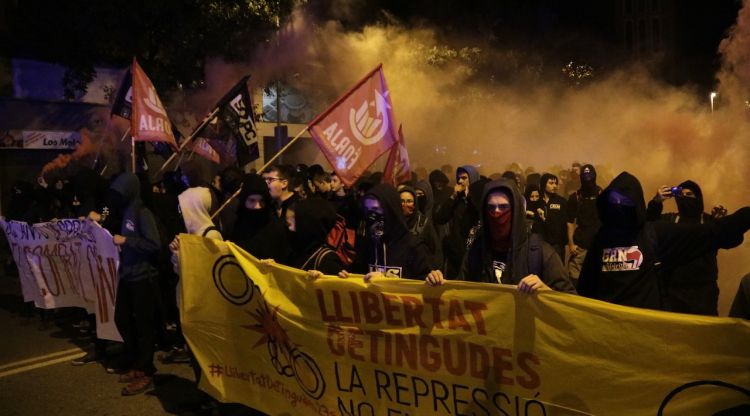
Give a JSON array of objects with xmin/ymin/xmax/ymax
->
[{"xmin": 163, "ymin": 5, "xmax": 750, "ymax": 314}]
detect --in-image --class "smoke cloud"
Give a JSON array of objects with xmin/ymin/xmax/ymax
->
[{"xmin": 165, "ymin": 5, "xmax": 750, "ymax": 314}]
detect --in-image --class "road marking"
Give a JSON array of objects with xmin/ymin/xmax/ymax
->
[
  {"xmin": 0, "ymin": 352, "xmax": 87, "ymax": 378},
  {"xmin": 0, "ymin": 348, "xmax": 85, "ymax": 375}
]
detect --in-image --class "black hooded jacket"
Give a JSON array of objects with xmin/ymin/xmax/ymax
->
[
  {"xmin": 458, "ymin": 179, "xmax": 576, "ymax": 293},
  {"xmin": 232, "ymin": 174, "xmax": 273, "ymax": 246},
  {"xmin": 110, "ymin": 172, "xmax": 161, "ymax": 282},
  {"xmin": 566, "ymin": 164, "xmax": 602, "ymax": 249},
  {"xmin": 539, "ymin": 173, "xmax": 569, "ymax": 248},
  {"xmin": 288, "ymin": 198, "xmax": 344, "ymax": 274},
  {"xmin": 350, "ymin": 184, "xmax": 433, "ymax": 280},
  {"xmin": 578, "ymin": 172, "xmax": 750, "ymax": 310},
  {"xmin": 434, "ymin": 165, "xmax": 481, "ymax": 275},
  {"xmin": 644, "ymin": 180, "xmax": 719, "ymax": 315}
]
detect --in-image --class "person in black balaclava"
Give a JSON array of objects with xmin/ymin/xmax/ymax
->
[
  {"xmin": 71, "ymin": 168, "xmax": 108, "ymax": 219},
  {"xmin": 424, "ymin": 179, "xmax": 575, "ymax": 294},
  {"xmin": 644, "ymin": 180, "xmax": 726, "ymax": 315},
  {"xmin": 429, "ymin": 169, "xmax": 452, "ymax": 211},
  {"xmin": 566, "ymin": 164, "xmax": 602, "ymax": 286},
  {"xmin": 8, "ymin": 180, "xmax": 38, "ymax": 223},
  {"xmin": 232, "ymin": 174, "xmax": 273, "ymax": 248},
  {"xmin": 434, "ymin": 165, "xmax": 481, "ymax": 278},
  {"xmin": 340, "ymin": 184, "xmax": 434, "ymax": 281},
  {"xmin": 524, "ymin": 183, "xmax": 544, "ymax": 235},
  {"xmin": 578, "ymin": 172, "xmax": 750, "ymax": 311}
]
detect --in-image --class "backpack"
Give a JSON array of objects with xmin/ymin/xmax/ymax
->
[
  {"xmin": 326, "ymin": 214, "xmax": 357, "ymax": 266},
  {"xmin": 302, "ymin": 246, "xmax": 338, "ymax": 270}
]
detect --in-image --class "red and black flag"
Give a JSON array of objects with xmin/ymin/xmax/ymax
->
[{"xmin": 193, "ymin": 76, "xmax": 258, "ymax": 167}]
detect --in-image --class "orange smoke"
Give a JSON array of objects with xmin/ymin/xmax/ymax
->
[{"xmin": 40, "ymin": 128, "xmax": 101, "ymax": 177}]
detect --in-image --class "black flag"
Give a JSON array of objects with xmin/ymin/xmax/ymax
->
[
  {"xmin": 111, "ymin": 69, "xmax": 132, "ymax": 119},
  {"xmin": 193, "ymin": 76, "xmax": 259, "ymax": 166}
]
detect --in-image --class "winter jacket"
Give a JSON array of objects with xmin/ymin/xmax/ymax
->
[
  {"xmin": 578, "ymin": 172, "xmax": 750, "ymax": 310},
  {"xmin": 458, "ymin": 179, "xmax": 576, "ymax": 293},
  {"xmin": 350, "ymin": 184, "xmax": 433, "ymax": 280},
  {"xmin": 110, "ymin": 173, "xmax": 161, "ymax": 282}
]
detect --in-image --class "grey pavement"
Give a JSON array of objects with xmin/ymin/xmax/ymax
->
[{"xmin": 0, "ymin": 271, "xmax": 266, "ymax": 416}]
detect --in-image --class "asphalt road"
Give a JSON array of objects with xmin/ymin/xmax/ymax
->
[{"xmin": 0, "ymin": 270, "xmax": 266, "ymax": 416}]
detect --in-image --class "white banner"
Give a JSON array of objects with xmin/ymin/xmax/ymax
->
[
  {"xmin": 1, "ymin": 219, "xmax": 122, "ymax": 341},
  {"xmin": 22, "ymin": 130, "xmax": 81, "ymax": 149}
]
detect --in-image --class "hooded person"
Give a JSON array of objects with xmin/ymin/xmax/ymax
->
[
  {"xmin": 524, "ymin": 183, "xmax": 545, "ymax": 234},
  {"xmin": 577, "ymin": 172, "xmax": 750, "ymax": 311},
  {"xmin": 285, "ymin": 198, "xmax": 344, "ymax": 275},
  {"xmin": 231, "ymin": 174, "xmax": 273, "ymax": 247},
  {"xmin": 566, "ymin": 164, "xmax": 602, "ymax": 285},
  {"xmin": 169, "ymin": 186, "xmax": 223, "ymax": 277},
  {"xmin": 177, "ymin": 187, "xmax": 222, "ymax": 239},
  {"xmin": 70, "ymin": 168, "xmax": 108, "ymax": 219},
  {"xmin": 398, "ymin": 184, "xmax": 440, "ymax": 268},
  {"xmin": 643, "ymin": 180, "xmax": 723, "ymax": 315},
  {"xmin": 538, "ymin": 173, "xmax": 569, "ymax": 261},
  {"xmin": 341, "ymin": 184, "xmax": 434, "ymax": 281},
  {"xmin": 426, "ymin": 179, "xmax": 575, "ymax": 293},
  {"xmin": 429, "ymin": 169, "xmax": 452, "ymax": 211},
  {"xmin": 434, "ymin": 165, "xmax": 482, "ymax": 278},
  {"xmin": 108, "ymin": 172, "xmax": 162, "ymax": 396}
]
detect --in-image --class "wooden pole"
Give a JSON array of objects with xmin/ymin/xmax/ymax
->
[
  {"xmin": 156, "ymin": 108, "xmax": 222, "ymax": 175},
  {"xmin": 209, "ymin": 126, "xmax": 307, "ymax": 220},
  {"xmin": 98, "ymin": 126, "xmax": 131, "ymax": 175},
  {"xmin": 131, "ymin": 135, "xmax": 136, "ymax": 173}
]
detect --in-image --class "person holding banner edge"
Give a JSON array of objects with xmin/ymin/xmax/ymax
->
[
  {"xmin": 425, "ymin": 179, "xmax": 577, "ymax": 294},
  {"xmin": 339, "ymin": 184, "xmax": 435, "ymax": 282}
]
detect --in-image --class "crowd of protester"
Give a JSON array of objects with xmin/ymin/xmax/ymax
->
[{"xmin": 3, "ymin": 158, "xmax": 750, "ymax": 404}]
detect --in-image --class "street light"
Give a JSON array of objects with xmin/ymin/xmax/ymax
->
[{"xmin": 710, "ymin": 92, "xmax": 717, "ymax": 113}]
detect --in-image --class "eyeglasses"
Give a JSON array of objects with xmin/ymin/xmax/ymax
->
[
  {"xmin": 263, "ymin": 177, "xmax": 281, "ymax": 184},
  {"xmin": 487, "ymin": 203, "xmax": 511, "ymax": 212}
]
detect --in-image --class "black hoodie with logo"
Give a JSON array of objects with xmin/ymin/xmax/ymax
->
[
  {"xmin": 458, "ymin": 179, "xmax": 576, "ymax": 293},
  {"xmin": 109, "ymin": 172, "xmax": 161, "ymax": 282},
  {"xmin": 349, "ymin": 184, "xmax": 433, "ymax": 280},
  {"xmin": 578, "ymin": 172, "xmax": 750, "ymax": 310}
]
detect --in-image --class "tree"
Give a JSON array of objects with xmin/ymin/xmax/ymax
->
[{"xmin": 5, "ymin": 0, "xmax": 297, "ymax": 98}]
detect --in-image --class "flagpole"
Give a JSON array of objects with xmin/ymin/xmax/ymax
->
[
  {"xmin": 98, "ymin": 126, "xmax": 131, "ymax": 176},
  {"xmin": 131, "ymin": 135, "xmax": 136, "ymax": 173},
  {"xmin": 155, "ymin": 108, "xmax": 220, "ymax": 174},
  {"xmin": 210, "ymin": 126, "xmax": 307, "ymax": 220}
]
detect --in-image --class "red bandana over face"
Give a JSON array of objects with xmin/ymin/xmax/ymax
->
[{"xmin": 487, "ymin": 209, "xmax": 512, "ymax": 251}]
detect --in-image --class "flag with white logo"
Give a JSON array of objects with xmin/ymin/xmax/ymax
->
[
  {"xmin": 130, "ymin": 58, "xmax": 178, "ymax": 149},
  {"xmin": 308, "ymin": 64, "xmax": 398, "ymax": 186},
  {"xmin": 382, "ymin": 124, "xmax": 411, "ymax": 186},
  {"xmin": 191, "ymin": 76, "xmax": 259, "ymax": 167}
]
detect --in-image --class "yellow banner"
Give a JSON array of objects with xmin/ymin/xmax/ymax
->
[{"xmin": 179, "ymin": 234, "xmax": 750, "ymax": 415}]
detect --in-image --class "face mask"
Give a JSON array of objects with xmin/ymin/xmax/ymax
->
[
  {"xmin": 366, "ymin": 211, "xmax": 385, "ymax": 240},
  {"xmin": 487, "ymin": 209, "xmax": 512, "ymax": 250},
  {"xmin": 416, "ymin": 195, "xmax": 427, "ymax": 213},
  {"xmin": 603, "ymin": 204, "xmax": 638, "ymax": 228},
  {"xmin": 676, "ymin": 196, "xmax": 702, "ymax": 219}
]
